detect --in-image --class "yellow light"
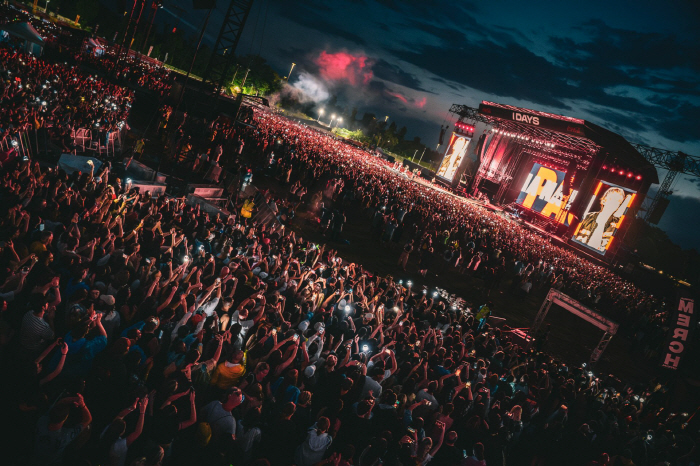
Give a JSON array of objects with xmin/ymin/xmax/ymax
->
[{"xmin": 593, "ymin": 182, "xmax": 603, "ymax": 196}]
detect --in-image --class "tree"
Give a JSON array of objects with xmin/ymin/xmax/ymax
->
[
  {"xmin": 381, "ymin": 131, "xmax": 399, "ymax": 150},
  {"xmin": 227, "ymin": 55, "xmax": 283, "ymax": 96},
  {"xmin": 333, "ymin": 128, "xmax": 370, "ymax": 144},
  {"xmin": 75, "ymin": 0, "xmax": 101, "ymax": 26},
  {"xmin": 397, "ymin": 126, "xmax": 408, "ymax": 141},
  {"xmin": 361, "ymin": 112, "xmax": 376, "ymax": 128}
]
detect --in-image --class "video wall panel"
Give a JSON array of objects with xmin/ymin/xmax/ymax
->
[
  {"xmin": 436, "ymin": 133, "xmax": 471, "ymax": 182},
  {"xmin": 572, "ymin": 181, "xmax": 636, "ymax": 255},
  {"xmin": 515, "ymin": 163, "xmax": 578, "ymax": 226}
]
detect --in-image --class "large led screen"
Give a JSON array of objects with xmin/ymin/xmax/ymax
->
[
  {"xmin": 436, "ymin": 133, "xmax": 471, "ymax": 182},
  {"xmin": 516, "ymin": 163, "xmax": 578, "ymax": 226},
  {"xmin": 572, "ymin": 181, "xmax": 636, "ymax": 255}
]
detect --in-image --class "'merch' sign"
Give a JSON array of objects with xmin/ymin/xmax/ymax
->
[{"xmin": 661, "ymin": 297, "xmax": 695, "ymax": 370}]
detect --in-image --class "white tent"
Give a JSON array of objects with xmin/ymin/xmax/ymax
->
[
  {"xmin": 87, "ymin": 37, "xmax": 105, "ymax": 56},
  {"xmin": 1, "ymin": 22, "xmax": 45, "ymax": 56}
]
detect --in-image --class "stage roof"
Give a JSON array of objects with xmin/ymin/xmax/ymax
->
[{"xmin": 451, "ymin": 102, "xmax": 658, "ymax": 184}]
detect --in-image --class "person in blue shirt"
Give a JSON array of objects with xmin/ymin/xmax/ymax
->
[{"xmin": 50, "ymin": 313, "xmax": 108, "ymax": 379}]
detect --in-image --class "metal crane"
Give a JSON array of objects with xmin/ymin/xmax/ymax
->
[{"xmin": 629, "ymin": 145, "xmax": 700, "ymax": 223}]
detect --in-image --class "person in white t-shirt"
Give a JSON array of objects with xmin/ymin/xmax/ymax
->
[
  {"xmin": 229, "ymin": 308, "xmax": 255, "ymax": 337},
  {"xmin": 100, "ymin": 396, "xmax": 149, "ymax": 466}
]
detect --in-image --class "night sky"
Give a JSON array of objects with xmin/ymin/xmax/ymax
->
[{"xmin": 160, "ymin": 0, "xmax": 700, "ymax": 248}]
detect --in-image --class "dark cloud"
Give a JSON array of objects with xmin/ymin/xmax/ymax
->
[
  {"xmin": 390, "ymin": 18, "xmax": 700, "ymax": 144},
  {"xmin": 429, "ymin": 76, "xmax": 463, "ymax": 92},
  {"xmin": 401, "ymin": 19, "xmax": 472, "ymax": 45},
  {"xmin": 490, "ymin": 25, "xmax": 533, "ymax": 44},
  {"xmin": 562, "ymin": 20, "xmax": 700, "ymax": 72},
  {"xmin": 272, "ymin": 0, "xmax": 367, "ymax": 45},
  {"xmin": 589, "ymin": 109, "xmax": 649, "ymax": 133},
  {"xmin": 391, "ymin": 40, "xmax": 574, "ymax": 108},
  {"xmin": 267, "ymin": 0, "xmax": 699, "ymax": 154},
  {"xmin": 657, "ymin": 195, "xmax": 700, "ymax": 250},
  {"xmin": 649, "ymin": 99, "xmax": 700, "ymax": 143},
  {"xmin": 375, "ymin": 0, "xmax": 480, "ymax": 17},
  {"xmin": 372, "ymin": 59, "xmax": 434, "ymax": 93},
  {"xmin": 646, "ymin": 76, "xmax": 700, "ymax": 97}
]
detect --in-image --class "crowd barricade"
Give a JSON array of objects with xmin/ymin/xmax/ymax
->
[
  {"xmin": 72, "ymin": 128, "xmax": 91, "ymax": 153},
  {"xmin": 73, "ymin": 127, "xmax": 126, "ymax": 157},
  {"xmin": 0, "ymin": 127, "xmax": 40, "ymax": 161},
  {"xmin": 186, "ymin": 193, "xmax": 232, "ymax": 218}
]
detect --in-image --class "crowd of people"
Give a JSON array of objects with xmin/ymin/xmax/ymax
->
[
  {"xmin": 245, "ymin": 113, "xmax": 659, "ymax": 315},
  {"xmin": 0, "ymin": 46, "xmax": 133, "ymax": 156},
  {"xmin": 0, "ymin": 46, "xmax": 695, "ymax": 466},
  {"xmin": 77, "ymin": 51, "xmax": 174, "ymax": 97}
]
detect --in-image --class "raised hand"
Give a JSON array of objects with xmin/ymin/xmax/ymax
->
[{"xmin": 139, "ymin": 396, "xmax": 149, "ymax": 413}]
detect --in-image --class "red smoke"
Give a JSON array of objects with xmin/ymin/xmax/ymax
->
[
  {"xmin": 386, "ymin": 91, "xmax": 408, "ymax": 103},
  {"xmin": 315, "ymin": 51, "xmax": 373, "ymax": 85},
  {"xmin": 414, "ymin": 97, "xmax": 427, "ymax": 108}
]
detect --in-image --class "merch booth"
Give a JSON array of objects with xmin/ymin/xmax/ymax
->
[
  {"xmin": 1, "ymin": 22, "xmax": 45, "ymax": 56},
  {"xmin": 437, "ymin": 101, "xmax": 658, "ymax": 263}
]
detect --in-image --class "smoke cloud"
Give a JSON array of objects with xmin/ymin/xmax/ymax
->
[
  {"xmin": 315, "ymin": 51, "xmax": 373, "ymax": 86},
  {"xmin": 291, "ymin": 72, "xmax": 330, "ymax": 102},
  {"xmin": 268, "ymin": 72, "xmax": 330, "ymax": 108}
]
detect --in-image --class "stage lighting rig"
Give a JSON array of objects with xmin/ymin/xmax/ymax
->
[{"xmin": 454, "ymin": 121, "xmax": 475, "ymax": 138}]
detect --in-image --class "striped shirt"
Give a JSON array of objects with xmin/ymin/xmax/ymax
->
[{"xmin": 20, "ymin": 311, "xmax": 54, "ymax": 353}]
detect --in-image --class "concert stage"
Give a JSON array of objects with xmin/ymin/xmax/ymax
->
[{"xmin": 433, "ymin": 101, "xmax": 659, "ymax": 262}]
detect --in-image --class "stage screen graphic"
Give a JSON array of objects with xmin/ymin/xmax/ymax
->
[
  {"xmin": 436, "ymin": 133, "xmax": 471, "ymax": 182},
  {"xmin": 516, "ymin": 163, "xmax": 578, "ymax": 226},
  {"xmin": 572, "ymin": 181, "xmax": 636, "ymax": 255}
]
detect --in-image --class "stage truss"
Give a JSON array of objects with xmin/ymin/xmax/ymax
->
[
  {"xmin": 449, "ymin": 103, "xmax": 600, "ymax": 161},
  {"xmin": 527, "ymin": 289, "xmax": 619, "ymax": 367},
  {"xmin": 450, "ymin": 102, "xmax": 699, "ymax": 225},
  {"xmin": 203, "ymin": 0, "xmax": 255, "ymax": 95}
]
